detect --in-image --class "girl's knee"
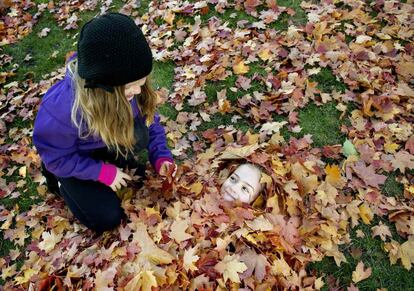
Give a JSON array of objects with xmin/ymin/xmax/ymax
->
[{"xmin": 91, "ymin": 206, "xmax": 125, "ymax": 232}]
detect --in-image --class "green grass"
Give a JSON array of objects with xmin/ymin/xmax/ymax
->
[
  {"xmin": 2, "ymin": 0, "xmax": 146, "ymax": 83},
  {"xmin": 308, "ymin": 222, "xmax": 414, "ymax": 290},
  {"xmin": 310, "ymin": 67, "xmax": 348, "ymax": 93},
  {"xmin": 296, "ymin": 102, "xmax": 346, "ymax": 147},
  {"xmin": 382, "ymin": 172, "xmax": 404, "ymax": 198}
]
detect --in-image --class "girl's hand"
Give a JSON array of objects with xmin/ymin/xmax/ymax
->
[
  {"xmin": 159, "ymin": 161, "xmax": 177, "ymax": 178},
  {"xmin": 109, "ymin": 167, "xmax": 132, "ymax": 192}
]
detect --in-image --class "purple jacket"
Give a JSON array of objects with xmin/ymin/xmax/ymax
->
[{"xmin": 33, "ymin": 62, "xmax": 173, "ymax": 184}]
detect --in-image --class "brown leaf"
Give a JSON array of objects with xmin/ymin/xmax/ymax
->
[
  {"xmin": 391, "ymin": 150, "xmax": 414, "ymax": 173},
  {"xmin": 352, "ymin": 161, "xmax": 387, "ymax": 188}
]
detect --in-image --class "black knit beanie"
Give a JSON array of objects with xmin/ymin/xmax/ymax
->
[{"xmin": 77, "ymin": 13, "xmax": 152, "ymax": 93}]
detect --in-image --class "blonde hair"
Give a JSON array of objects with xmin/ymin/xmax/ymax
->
[{"xmin": 68, "ymin": 59, "xmax": 158, "ymax": 158}]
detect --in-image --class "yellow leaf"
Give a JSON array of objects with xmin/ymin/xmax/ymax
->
[
  {"xmin": 1, "ymin": 264, "xmax": 16, "ymax": 281},
  {"xmin": 259, "ymin": 173, "xmax": 272, "ymax": 188},
  {"xmin": 271, "ymin": 256, "xmax": 292, "ymax": 277},
  {"xmin": 183, "ymin": 245, "xmax": 199, "ymax": 272},
  {"xmin": 14, "ymin": 268, "xmax": 37, "ymax": 284},
  {"xmin": 219, "ymin": 144, "xmax": 259, "ymax": 160},
  {"xmin": 246, "ymin": 130, "xmax": 259, "ymax": 145},
  {"xmin": 258, "ymin": 48, "xmax": 271, "ymax": 61},
  {"xmin": 133, "ymin": 223, "xmax": 174, "ymax": 265},
  {"xmin": 384, "ymin": 142, "xmax": 399, "ymax": 153},
  {"xmin": 291, "ymin": 161, "xmax": 318, "ymax": 195},
  {"xmin": 399, "ymin": 237, "xmax": 414, "ymax": 270},
  {"xmin": 359, "ymin": 203, "xmax": 374, "ymax": 224},
  {"xmin": 214, "ymin": 254, "xmax": 247, "ymax": 283},
  {"xmin": 316, "ymin": 181, "xmax": 338, "ymax": 206},
  {"xmin": 38, "ymin": 231, "xmax": 63, "ymax": 252},
  {"xmin": 189, "ymin": 182, "xmax": 203, "ymax": 195},
  {"xmin": 233, "ymin": 59, "xmax": 249, "ymax": 75},
  {"xmin": 352, "ymin": 261, "xmax": 372, "ymax": 283},
  {"xmin": 163, "ymin": 10, "xmax": 175, "ymax": 25},
  {"xmin": 170, "ymin": 219, "xmax": 193, "ymax": 243},
  {"xmin": 325, "ymin": 164, "xmax": 342, "ymax": 187},
  {"xmin": 325, "ymin": 245, "xmax": 347, "ymax": 266},
  {"xmin": 314, "ymin": 276, "xmax": 324, "ymax": 289},
  {"xmin": 125, "ymin": 270, "xmax": 158, "ymax": 291},
  {"xmin": 18, "ymin": 166, "xmax": 26, "ymax": 177},
  {"xmin": 266, "ymin": 195, "xmax": 280, "ymax": 214}
]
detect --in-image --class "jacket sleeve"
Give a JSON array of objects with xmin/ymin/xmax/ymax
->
[
  {"xmin": 147, "ymin": 113, "xmax": 173, "ymax": 170},
  {"xmin": 33, "ymin": 107, "xmax": 103, "ymax": 181}
]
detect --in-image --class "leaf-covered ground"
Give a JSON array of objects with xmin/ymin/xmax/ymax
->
[{"xmin": 1, "ymin": 0, "xmax": 414, "ymax": 290}]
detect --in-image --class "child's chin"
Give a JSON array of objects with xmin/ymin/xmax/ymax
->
[{"xmin": 222, "ymin": 193, "xmax": 236, "ymax": 202}]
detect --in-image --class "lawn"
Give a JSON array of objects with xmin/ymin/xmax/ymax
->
[{"xmin": 1, "ymin": 0, "xmax": 414, "ymax": 290}]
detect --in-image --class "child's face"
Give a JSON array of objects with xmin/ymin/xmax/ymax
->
[
  {"xmin": 220, "ymin": 164, "xmax": 262, "ymax": 204},
  {"xmin": 125, "ymin": 77, "xmax": 147, "ymax": 101}
]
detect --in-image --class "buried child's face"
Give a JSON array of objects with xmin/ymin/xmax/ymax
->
[{"xmin": 220, "ymin": 164, "xmax": 262, "ymax": 204}]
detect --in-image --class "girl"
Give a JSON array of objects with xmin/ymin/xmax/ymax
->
[{"xmin": 33, "ymin": 13, "xmax": 175, "ymax": 233}]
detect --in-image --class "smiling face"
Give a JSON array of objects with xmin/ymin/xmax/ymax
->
[
  {"xmin": 220, "ymin": 164, "xmax": 262, "ymax": 204},
  {"xmin": 125, "ymin": 77, "xmax": 147, "ymax": 101}
]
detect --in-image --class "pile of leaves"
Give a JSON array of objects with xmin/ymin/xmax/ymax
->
[{"xmin": 1, "ymin": 0, "xmax": 414, "ymax": 289}]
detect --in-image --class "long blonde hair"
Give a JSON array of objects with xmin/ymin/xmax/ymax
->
[{"xmin": 68, "ymin": 59, "xmax": 158, "ymax": 158}]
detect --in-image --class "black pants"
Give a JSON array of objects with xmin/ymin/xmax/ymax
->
[{"xmin": 41, "ymin": 118, "xmax": 149, "ymax": 233}]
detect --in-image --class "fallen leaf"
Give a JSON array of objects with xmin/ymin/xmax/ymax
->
[
  {"xmin": 214, "ymin": 254, "xmax": 247, "ymax": 283},
  {"xmin": 183, "ymin": 245, "xmax": 199, "ymax": 272},
  {"xmin": 170, "ymin": 219, "xmax": 193, "ymax": 243},
  {"xmin": 124, "ymin": 270, "xmax": 157, "ymax": 291},
  {"xmin": 372, "ymin": 222, "xmax": 392, "ymax": 241},
  {"xmin": 352, "ymin": 261, "xmax": 372, "ymax": 283},
  {"xmin": 233, "ymin": 59, "xmax": 250, "ymax": 75}
]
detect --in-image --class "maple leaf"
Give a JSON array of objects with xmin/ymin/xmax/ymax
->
[
  {"xmin": 37, "ymin": 27, "xmax": 50, "ymax": 38},
  {"xmin": 316, "ymin": 181, "xmax": 338, "ymax": 206},
  {"xmin": 352, "ymin": 261, "xmax": 372, "ymax": 283},
  {"xmin": 94, "ymin": 263, "xmax": 118, "ymax": 290},
  {"xmin": 391, "ymin": 150, "xmax": 414, "ymax": 173},
  {"xmin": 124, "ymin": 270, "xmax": 157, "ymax": 291},
  {"xmin": 244, "ymin": 0, "xmax": 262, "ymax": 13},
  {"xmin": 219, "ymin": 144, "xmax": 260, "ymax": 159},
  {"xmin": 371, "ymin": 222, "xmax": 392, "ymax": 241},
  {"xmin": 291, "ymin": 161, "xmax": 319, "ymax": 194},
  {"xmin": 352, "ymin": 161, "xmax": 387, "ymax": 188},
  {"xmin": 325, "ymin": 164, "xmax": 343, "ymax": 188},
  {"xmin": 343, "ymin": 140, "xmax": 358, "ymax": 158},
  {"xmin": 245, "ymin": 215, "xmax": 273, "ymax": 231},
  {"xmin": 233, "ymin": 59, "xmax": 250, "ymax": 75},
  {"xmin": 133, "ymin": 223, "xmax": 174, "ymax": 265},
  {"xmin": 359, "ymin": 203, "xmax": 374, "ymax": 225},
  {"xmin": 271, "ymin": 255, "xmax": 292, "ymax": 277},
  {"xmin": 399, "ymin": 237, "xmax": 414, "ymax": 270},
  {"xmin": 14, "ymin": 268, "xmax": 37, "ymax": 285},
  {"xmin": 214, "ymin": 254, "xmax": 247, "ymax": 283},
  {"xmin": 240, "ymin": 249, "xmax": 269, "ymax": 282},
  {"xmin": 170, "ymin": 218, "xmax": 193, "ymax": 243},
  {"xmin": 260, "ymin": 121, "xmax": 288, "ymax": 135},
  {"xmin": 38, "ymin": 231, "xmax": 62, "ymax": 252},
  {"xmin": 183, "ymin": 245, "xmax": 199, "ymax": 272},
  {"xmin": 405, "ymin": 136, "xmax": 414, "ymax": 154}
]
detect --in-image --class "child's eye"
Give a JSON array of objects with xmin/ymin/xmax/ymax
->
[
  {"xmin": 230, "ymin": 176, "xmax": 236, "ymax": 181},
  {"xmin": 242, "ymin": 186, "xmax": 249, "ymax": 192}
]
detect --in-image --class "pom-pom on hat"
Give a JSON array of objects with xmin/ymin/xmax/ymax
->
[{"xmin": 77, "ymin": 13, "xmax": 152, "ymax": 93}]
